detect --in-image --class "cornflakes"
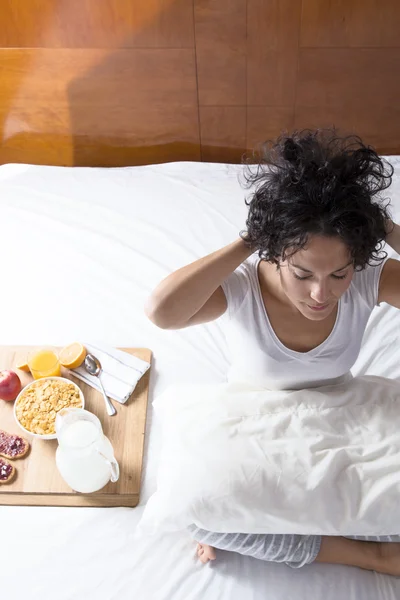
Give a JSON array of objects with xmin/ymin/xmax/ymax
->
[{"xmin": 15, "ymin": 379, "xmax": 82, "ymax": 435}]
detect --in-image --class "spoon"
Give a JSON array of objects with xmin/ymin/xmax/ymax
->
[{"xmin": 84, "ymin": 354, "xmax": 117, "ymax": 417}]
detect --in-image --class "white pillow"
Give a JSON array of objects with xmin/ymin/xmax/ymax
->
[{"xmin": 138, "ymin": 376, "xmax": 400, "ymax": 536}]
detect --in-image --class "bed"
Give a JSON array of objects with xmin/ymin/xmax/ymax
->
[{"xmin": 1, "ymin": 158, "xmax": 400, "ymax": 600}]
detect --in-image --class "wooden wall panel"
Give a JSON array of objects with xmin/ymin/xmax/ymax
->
[
  {"xmin": 242, "ymin": 0, "xmax": 300, "ymax": 165},
  {"xmin": 194, "ymin": 0, "xmax": 246, "ymax": 106},
  {"xmin": 247, "ymin": 106, "xmax": 294, "ymax": 151},
  {"xmin": 0, "ymin": 0, "xmax": 399, "ymax": 166},
  {"xmin": 294, "ymin": 105, "xmax": 400, "ymax": 156},
  {"xmin": 197, "ymin": 0, "xmax": 300, "ymax": 162},
  {"xmin": 247, "ymin": 0, "xmax": 301, "ymax": 106},
  {"xmin": 0, "ymin": 48, "xmax": 200, "ymax": 166},
  {"xmin": 0, "ymin": 0, "xmax": 194, "ymax": 48},
  {"xmin": 0, "ymin": 49, "xmax": 198, "ymax": 107},
  {"xmin": 297, "ymin": 49, "xmax": 400, "ymax": 108},
  {"xmin": 200, "ymin": 107, "xmax": 246, "ymax": 163},
  {"xmin": 301, "ymin": 0, "xmax": 400, "ymax": 48},
  {"xmin": 195, "ymin": 0, "xmax": 246, "ymax": 162},
  {"xmin": 295, "ymin": 48, "xmax": 400, "ymax": 151}
]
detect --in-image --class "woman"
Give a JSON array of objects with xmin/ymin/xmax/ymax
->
[{"xmin": 145, "ymin": 129, "xmax": 400, "ymax": 576}]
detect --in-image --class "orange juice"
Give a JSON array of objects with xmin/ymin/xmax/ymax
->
[{"xmin": 28, "ymin": 349, "xmax": 61, "ymax": 380}]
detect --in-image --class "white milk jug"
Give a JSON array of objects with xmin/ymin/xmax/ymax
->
[{"xmin": 55, "ymin": 408, "xmax": 120, "ymax": 493}]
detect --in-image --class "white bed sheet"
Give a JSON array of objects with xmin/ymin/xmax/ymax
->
[{"xmin": 1, "ymin": 158, "xmax": 400, "ymax": 600}]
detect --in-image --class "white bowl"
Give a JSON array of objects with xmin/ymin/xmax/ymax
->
[{"xmin": 14, "ymin": 376, "xmax": 85, "ymax": 440}]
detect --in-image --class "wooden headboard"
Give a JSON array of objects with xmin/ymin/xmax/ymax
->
[{"xmin": 1, "ymin": 0, "xmax": 399, "ymax": 167}]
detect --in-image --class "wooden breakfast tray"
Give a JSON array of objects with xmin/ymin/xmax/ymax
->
[{"xmin": 0, "ymin": 346, "xmax": 152, "ymax": 507}]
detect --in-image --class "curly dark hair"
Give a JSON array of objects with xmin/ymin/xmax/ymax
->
[{"xmin": 239, "ymin": 128, "xmax": 394, "ymax": 269}]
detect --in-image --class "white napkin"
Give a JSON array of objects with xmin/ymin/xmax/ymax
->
[{"xmin": 70, "ymin": 343, "xmax": 151, "ymax": 404}]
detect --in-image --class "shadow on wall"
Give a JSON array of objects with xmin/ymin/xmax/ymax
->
[{"xmin": 66, "ymin": 0, "xmax": 244, "ymax": 166}]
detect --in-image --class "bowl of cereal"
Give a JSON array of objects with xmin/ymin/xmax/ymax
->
[{"xmin": 14, "ymin": 377, "xmax": 85, "ymax": 440}]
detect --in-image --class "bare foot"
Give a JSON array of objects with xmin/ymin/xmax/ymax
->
[{"xmin": 197, "ymin": 543, "xmax": 216, "ymax": 564}]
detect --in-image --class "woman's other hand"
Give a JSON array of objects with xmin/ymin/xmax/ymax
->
[{"xmin": 384, "ymin": 219, "xmax": 400, "ymax": 255}]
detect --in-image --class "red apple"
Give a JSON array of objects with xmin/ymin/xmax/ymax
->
[{"xmin": 0, "ymin": 370, "xmax": 22, "ymax": 401}]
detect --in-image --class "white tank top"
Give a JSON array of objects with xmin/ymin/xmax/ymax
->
[{"xmin": 220, "ymin": 253, "xmax": 387, "ymax": 391}]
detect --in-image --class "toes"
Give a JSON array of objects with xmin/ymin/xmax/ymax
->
[
  {"xmin": 197, "ymin": 543, "xmax": 210, "ymax": 564},
  {"xmin": 196, "ymin": 543, "xmax": 216, "ymax": 564},
  {"xmin": 199, "ymin": 554, "xmax": 209, "ymax": 564}
]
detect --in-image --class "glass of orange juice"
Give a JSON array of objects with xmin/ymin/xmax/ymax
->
[{"xmin": 28, "ymin": 347, "xmax": 61, "ymax": 380}]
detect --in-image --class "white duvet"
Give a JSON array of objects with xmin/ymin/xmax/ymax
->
[{"xmin": 139, "ymin": 375, "xmax": 400, "ymax": 536}]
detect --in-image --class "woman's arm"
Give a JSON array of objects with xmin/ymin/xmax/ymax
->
[
  {"xmin": 385, "ymin": 219, "xmax": 400, "ymax": 255},
  {"xmin": 145, "ymin": 236, "xmax": 254, "ymax": 329},
  {"xmin": 378, "ymin": 220, "xmax": 400, "ymax": 308}
]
